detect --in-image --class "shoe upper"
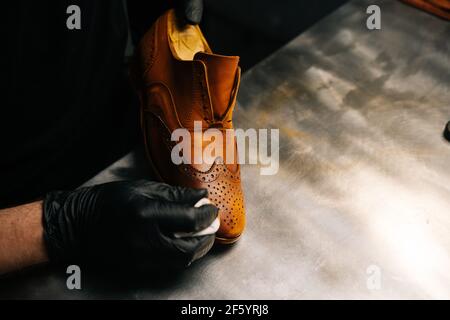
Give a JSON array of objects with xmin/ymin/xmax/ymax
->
[{"xmin": 134, "ymin": 9, "xmax": 246, "ymax": 241}]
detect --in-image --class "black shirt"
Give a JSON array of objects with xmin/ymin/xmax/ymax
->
[{"xmin": 1, "ymin": 0, "xmax": 143, "ymax": 208}]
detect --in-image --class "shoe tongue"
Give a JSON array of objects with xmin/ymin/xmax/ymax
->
[{"xmin": 194, "ymin": 52, "xmax": 239, "ymax": 120}]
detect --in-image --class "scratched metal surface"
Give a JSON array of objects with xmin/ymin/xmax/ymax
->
[{"xmin": 1, "ymin": 0, "xmax": 449, "ymax": 299}]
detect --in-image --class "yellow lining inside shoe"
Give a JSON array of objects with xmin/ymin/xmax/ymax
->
[{"xmin": 167, "ymin": 9, "xmax": 211, "ymax": 61}]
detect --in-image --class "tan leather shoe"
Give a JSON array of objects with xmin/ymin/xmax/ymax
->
[{"xmin": 132, "ymin": 9, "xmax": 245, "ymax": 244}]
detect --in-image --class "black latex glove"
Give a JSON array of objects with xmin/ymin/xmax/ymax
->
[
  {"xmin": 43, "ymin": 180, "xmax": 218, "ymax": 270},
  {"xmin": 173, "ymin": 0, "xmax": 204, "ymax": 25},
  {"xmin": 444, "ymin": 121, "xmax": 450, "ymax": 142}
]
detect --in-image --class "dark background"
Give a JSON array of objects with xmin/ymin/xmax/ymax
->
[
  {"xmin": 202, "ymin": 0, "xmax": 349, "ymax": 70},
  {"xmin": 128, "ymin": 0, "xmax": 349, "ymax": 71},
  {"xmin": 0, "ymin": 0, "xmax": 349, "ymax": 208}
]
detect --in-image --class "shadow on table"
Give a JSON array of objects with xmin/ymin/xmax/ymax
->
[
  {"xmin": 0, "ymin": 241, "xmax": 238, "ymax": 299},
  {"xmin": 80, "ymin": 242, "xmax": 238, "ymax": 295}
]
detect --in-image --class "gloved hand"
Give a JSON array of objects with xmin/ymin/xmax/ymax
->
[
  {"xmin": 173, "ymin": 0, "xmax": 204, "ymax": 25},
  {"xmin": 43, "ymin": 180, "xmax": 218, "ymax": 270}
]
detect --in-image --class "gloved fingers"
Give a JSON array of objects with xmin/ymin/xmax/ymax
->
[
  {"xmin": 189, "ymin": 204, "xmax": 219, "ymax": 231},
  {"xmin": 138, "ymin": 233, "xmax": 214, "ymax": 269},
  {"xmin": 137, "ymin": 180, "xmax": 208, "ymax": 205},
  {"xmin": 189, "ymin": 235, "xmax": 215, "ymax": 264},
  {"xmin": 165, "ymin": 185, "xmax": 208, "ymax": 205},
  {"xmin": 170, "ymin": 234, "xmax": 215, "ymax": 266},
  {"xmin": 144, "ymin": 201, "xmax": 218, "ymax": 232},
  {"xmin": 174, "ymin": 0, "xmax": 204, "ymax": 25}
]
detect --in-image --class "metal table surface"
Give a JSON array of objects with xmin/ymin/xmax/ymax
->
[{"xmin": 1, "ymin": 0, "xmax": 449, "ymax": 299}]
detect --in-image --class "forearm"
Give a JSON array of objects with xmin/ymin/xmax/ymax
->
[{"xmin": 0, "ymin": 201, "xmax": 49, "ymax": 275}]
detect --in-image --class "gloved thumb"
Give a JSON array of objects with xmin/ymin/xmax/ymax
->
[
  {"xmin": 151, "ymin": 201, "xmax": 218, "ymax": 232},
  {"xmin": 174, "ymin": 0, "xmax": 204, "ymax": 25}
]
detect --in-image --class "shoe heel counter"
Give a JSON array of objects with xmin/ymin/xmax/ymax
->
[{"xmin": 134, "ymin": 20, "xmax": 158, "ymax": 82}]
